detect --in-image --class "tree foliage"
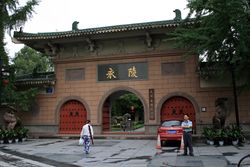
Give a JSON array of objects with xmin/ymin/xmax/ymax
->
[
  {"xmin": 0, "ymin": 0, "xmax": 39, "ymax": 112},
  {"xmin": 12, "ymin": 46, "xmax": 53, "ymax": 76},
  {"xmin": 111, "ymin": 93, "xmax": 143, "ymax": 119},
  {"xmin": 0, "ymin": 0, "xmax": 39, "ymax": 64},
  {"xmin": 0, "ymin": 58, "xmax": 38, "ymax": 112},
  {"xmin": 171, "ymin": 0, "xmax": 250, "ymax": 87},
  {"xmin": 1, "ymin": 83, "xmax": 38, "ymax": 112},
  {"xmin": 1, "ymin": 46, "xmax": 53, "ymax": 112}
]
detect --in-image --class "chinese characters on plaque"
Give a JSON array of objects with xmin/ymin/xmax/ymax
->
[
  {"xmin": 106, "ymin": 67, "xmax": 117, "ymax": 79},
  {"xmin": 128, "ymin": 66, "xmax": 138, "ymax": 78},
  {"xmin": 149, "ymin": 89, "xmax": 155, "ymax": 120},
  {"xmin": 106, "ymin": 66, "xmax": 138, "ymax": 79},
  {"xmin": 98, "ymin": 62, "xmax": 147, "ymax": 81}
]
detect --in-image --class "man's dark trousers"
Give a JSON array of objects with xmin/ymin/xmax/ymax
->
[{"xmin": 183, "ymin": 131, "xmax": 193, "ymax": 155}]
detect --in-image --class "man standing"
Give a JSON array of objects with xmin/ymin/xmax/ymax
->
[
  {"xmin": 181, "ymin": 114, "xmax": 194, "ymax": 156},
  {"xmin": 80, "ymin": 120, "xmax": 94, "ymax": 154}
]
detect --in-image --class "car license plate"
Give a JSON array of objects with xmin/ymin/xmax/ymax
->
[{"xmin": 167, "ymin": 130, "xmax": 176, "ymax": 134}]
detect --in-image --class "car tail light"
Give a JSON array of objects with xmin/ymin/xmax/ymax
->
[{"xmin": 177, "ymin": 130, "xmax": 183, "ymax": 134}]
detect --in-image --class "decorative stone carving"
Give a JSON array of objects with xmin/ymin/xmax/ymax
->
[
  {"xmin": 118, "ymin": 40, "xmax": 125, "ymax": 53},
  {"xmin": 19, "ymin": 27, "xmax": 23, "ymax": 33},
  {"xmin": 86, "ymin": 38, "xmax": 95, "ymax": 52},
  {"xmin": 212, "ymin": 112, "xmax": 221, "ymax": 129},
  {"xmin": 145, "ymin": 32, "xmax": 152, "ymax": 48},
  {"xmin": 44, "ymin": 42, "xmax": 59, "ymax": 55},
  {"xmin": 72, "ymin": 21, "xmax": 79, "ymax": 31},
  {"xmin": 173, "ymin": 9, "xmax": 182, "ymax": 21},
  {"xmin": 3, "ymin": 111, "xmax": 17, "ymax": 130},
  {"xmin": 73, "ymin": 47, "xmax": 78, "ymax": 57},
  {"xmin": 213, "ymin": 98, "xmax": 231, "ymax": 128}
]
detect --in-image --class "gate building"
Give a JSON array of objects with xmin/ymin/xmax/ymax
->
[{"xmin": 13, "ymin": 17, "xmax": 250, "ymax": 137}]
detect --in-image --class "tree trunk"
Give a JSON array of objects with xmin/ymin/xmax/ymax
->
[{"xmin": 231, "ymin": 66, "xmax": 240, "ymax": 127}]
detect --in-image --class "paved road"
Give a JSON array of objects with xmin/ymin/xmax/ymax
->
[
  {"xmin": 0, "ymin": 151, "xmax": 52, "ymax": 167},
  {"xmin": 0, "ymin": 139, "xmax": 249, "ymax": 167}
]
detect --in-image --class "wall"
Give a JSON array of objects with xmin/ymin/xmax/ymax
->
[{"xmin": 18, "ymin": 34, "xmax": 250, "ymax": 135}]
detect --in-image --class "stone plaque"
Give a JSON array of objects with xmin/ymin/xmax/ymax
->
[
  {"xmin": 98, "ymin": 62, "xmax": 148, "ymax": 81},
  {"xmin": 149, "ymin": 89, "xmax": 155, "ymax": 120},
  {"xmin": 65, "ymin": 68, "xmax": 85, "ymax": 81},
  {"xmin": 161, "ymin": 62, "xmax": 185, "ymax": 75}
]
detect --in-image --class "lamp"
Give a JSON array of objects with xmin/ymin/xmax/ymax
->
[{"xmin": 201, "ymin": 107, "xmax": 206, "ymax": 112}]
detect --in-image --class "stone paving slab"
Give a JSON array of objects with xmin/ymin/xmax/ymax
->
[
  {"xmin": 0, "ymin": 139, "xmax": 249, "ymax": 167},
  {"xmin": 0, "ymin": 151, "xmax": 54, "ymax": 167},
  {"xmin": 196, "ymin": 146, "xmax": 223, "ymax": 156},
  {"xmin": 147, "ymin": 142, "xmax": 250, "ymax": 167}
]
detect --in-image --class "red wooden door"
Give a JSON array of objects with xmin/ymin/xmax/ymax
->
[
  {"xmin": 102, "ymin": 100, "xmax": 110, "ymax": 131},
  {"xmin": 59, "ymin": 100, "xmax": 87, "ymax": 134},
  {"xmin": 161, "ymin": 96, "xmax": 196, "ymax": 131}
]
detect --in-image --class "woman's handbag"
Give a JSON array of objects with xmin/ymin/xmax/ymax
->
[{"xmin": 79, "ymin": 137, "xmax": 84, "ymax": 145}]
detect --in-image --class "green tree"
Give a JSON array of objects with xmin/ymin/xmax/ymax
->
[
  {"xmin": 0, "ymin": 0, "xmax": 39, "ymax": 64},
  {"xmin": 172, "ymin": 0, "xmax": 250, "ymax": 85},
  {"xmin": 0, "ymin": 0, "xmax": 39, "ymax": 111},
  {"xmin": 171, "ymin": 0, "xmax": 250, "ymax": 126},
  {"xmin": 13, "ymin": 46, "xmax": 53, "ymax": 76},
  {"xmin": 1, "ymin": 46, "xmax": 53, "ymax": 112},
  {"xmin": 1, "ymin": 83, "xmax": 38, "ymax": 112},
  {"xmin": 111, "ymin": 93, "xmax": 144, "ymax": 121}
]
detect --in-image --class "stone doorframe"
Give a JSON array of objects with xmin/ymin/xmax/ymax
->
[
  {"xmin": 156, "ymin": 92, "xmax": 200, "ymax": 124},
  {"xmin": 55, "ymin": 96, "xmax": 91, "ymax": 127},
  {"xmin": 97, "ymin": 86, "xmax": 148, "ymax": 126}
]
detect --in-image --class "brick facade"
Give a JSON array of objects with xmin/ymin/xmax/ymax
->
[
  {"xmin": 13, "ymin": 20, "xmax": 250, "ymax": 136},
  {"xmin": 18, "ymin": 53, "xmax": 250, "ymax": 135}
]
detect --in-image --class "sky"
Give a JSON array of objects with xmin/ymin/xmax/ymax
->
[{"xmin": 6, "ymin": 0, "xmax": 189, "ymax": 58}]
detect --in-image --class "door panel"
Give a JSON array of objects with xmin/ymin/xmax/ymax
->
[
  {"xmin": 59, "ymin": 100, "xmax": 87, "ymax": 134},
  {"xmin": 102, "ymin": 100, "xmax": 110, "ymax": 131},
  {"xmin": 161, "ymin": 96, "xmax": 196, "ymax": 132}
]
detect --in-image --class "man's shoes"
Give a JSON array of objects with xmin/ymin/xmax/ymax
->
[
  {"xmin": 182, "ymin": 153, "xmax": 188, "ymax": 156},
  {"xmin": 189, "ymin": 153, "xmax": 194, "ymax": 156}
]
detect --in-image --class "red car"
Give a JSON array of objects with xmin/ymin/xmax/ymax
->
[{"xmin": 158, "ymin": 120, "xmax": 183, "ymax": 143}]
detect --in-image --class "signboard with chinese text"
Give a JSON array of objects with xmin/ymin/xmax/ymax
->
[
  {"xmin": 149, "ymin": 89, "xmax": 155, "ymax": 120},
  {"xmin": 98, "ymin": 62, "xmax": 148, "ymax": 81}
]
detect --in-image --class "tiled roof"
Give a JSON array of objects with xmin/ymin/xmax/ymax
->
[
  {"xmin": 14, "ymin": 19, "xmax": 195, "ymax": 40},
  {"xmin": 15, "ymin": 79, "xmax": 56, "ymax": 86},
  {"xmin": 15, "ymin": 72, "xmax": 56, "ymax": 86}
]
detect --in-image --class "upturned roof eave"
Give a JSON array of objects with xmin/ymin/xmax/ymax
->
[{"xmin": 13, "ymin": 19, "xmax": 195, "ymax": 41}]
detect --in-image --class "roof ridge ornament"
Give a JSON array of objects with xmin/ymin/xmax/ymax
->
[
  {"xmin": 72, "ymin": 21, "xmax": 79, "ymax": 31},
  {"xmin": 19, "ymin": 27, "xmax": 23, "ymax": 33},
  {"xmin": 173, "ymin": 9, "xmax": 182, "ymax": 21}
]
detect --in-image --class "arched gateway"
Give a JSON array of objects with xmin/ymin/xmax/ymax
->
[
  {"xmin": 59, "ymin": 100, "xmax": 87, "ymax": 134},
  {"xmin": 161, "ymin": 96, "xmax": 196, "ymax": 132},
  {"xmin": 100, "ymin": 88, "xmax": 146, "ymax": 133}
]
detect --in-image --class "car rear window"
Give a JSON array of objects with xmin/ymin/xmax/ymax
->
[{"xmin": 162, "ymin": 120, "xmax": 181, "ymax": 127}]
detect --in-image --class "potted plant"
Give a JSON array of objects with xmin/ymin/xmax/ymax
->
[
  {"xmin": 5, "ymin": 130, "xmax": 15, "ymax": 144},
  {"xmin": 18, "ymin": 128, "xmax": 29, "ymax": 141},
  {"xmin": 1, "ymin": 129, "xmax": 8, "ymax": 143},
  {"xmin": 215, "ymin": 129, "xmax": 226, "ymax": 146},
  {"xmin": 202, "ymin": 127, "xmax": 210, "ymax": 144},
  {"xmin": 223, "ymin": 126, "xmax": 231, "ymax": 145},
  {"xmin": 13, "ymin": 129, "xmax": 19, "ymax": 143},
  {"xmin": 202, "ymin": 127, "xmax": 215, "ymax": 145},
  {"xmin": 0, "ymin": 129, "xmax": 4, "ymax": 144},
  {"xmin": 16, "ymin": 128, "xmax": 22, "ymax": 141},
  {"xmin": 228, "ymin": 124, "xmax": 245, "ymax": 145}
]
